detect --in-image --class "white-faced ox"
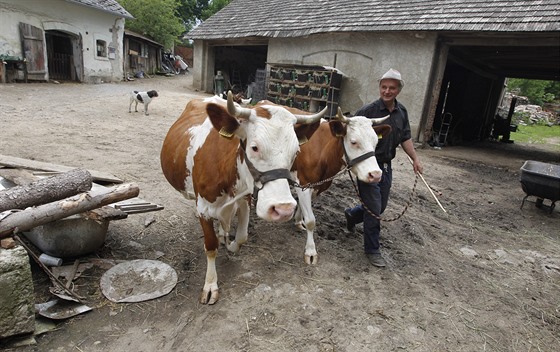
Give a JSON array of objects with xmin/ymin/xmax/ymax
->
[
  {"xmin": 289, "ymin": 108, "xmax": 391, "ymax": 264},
  {"xmin": 160, "ymin": 92, "xmax": 325, "ymax": 304}
]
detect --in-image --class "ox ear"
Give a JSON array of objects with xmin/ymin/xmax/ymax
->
[
  {"xmin": 295, "ymin": 120, "xmax": 321, "ymax": 145},
  {"xmin": 329, "ymin": 120, "xmax": 346, "ymax": 138},
  {"xmin": 373, "ymin": 124, "xmax": 392, "ymax": 139},
  {"xmin": 206, "ymin": 102, "xmax": 240, "ymax": 139}
]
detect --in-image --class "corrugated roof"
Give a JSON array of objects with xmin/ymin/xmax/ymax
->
[
  {"xmin": 187, "ymin": 0, "xmax": 560, "ymax": 39},
  {"xmin": 65, "ymin": 0, "xmax": 134, "ymax": 19}
]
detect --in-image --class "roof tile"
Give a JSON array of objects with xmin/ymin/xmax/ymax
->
[
  {"xmin": 188, "ymin": 0, "xmax": 560, "ymax": 39},
  {"xmin": 66, "ymin": 0, "xmax": 133, "ymax": 19}
]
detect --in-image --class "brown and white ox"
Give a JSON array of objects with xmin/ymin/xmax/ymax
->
[
  {"xmin": 289, "ymin": 108, "xmax": 391, "ymax": 264},
  {"xmin": 160, "ymin": 92, "xmax": 325, "ymax": 304}
]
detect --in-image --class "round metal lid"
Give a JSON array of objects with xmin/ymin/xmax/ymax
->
[{"xmin": 100, "ymin": 259, "xmax": 178, "ymax": 303}]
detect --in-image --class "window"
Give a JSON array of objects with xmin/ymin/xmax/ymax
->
[
  {"xmin": 96, "ymin": 40, "xmax": 107, "ymax": 57},
  {"xmin": 141, "ymin": 43, "xmax": 148, "ymax": 58}
]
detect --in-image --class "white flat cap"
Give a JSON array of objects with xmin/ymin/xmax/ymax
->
[{"xmin": 379, "ymin": 68, "xmax": 404, "ymax": 87}]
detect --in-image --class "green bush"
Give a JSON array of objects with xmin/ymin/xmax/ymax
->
[{"xmin": 507, "ymin": 78, "xmax": 558, "ymax": 106}]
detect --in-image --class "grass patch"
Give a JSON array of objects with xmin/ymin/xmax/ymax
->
[{"xmin": 511, "ymin": 124, "xmax": 560, "ymax": 150}]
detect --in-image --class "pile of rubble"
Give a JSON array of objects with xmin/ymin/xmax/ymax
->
[
  {"xmin": 515, "ymin": 104, "xmax": 558, "ymax": 126},
  {"xmin": 502, "ymin": 92, "xmax": 559, "ymax": 126}
]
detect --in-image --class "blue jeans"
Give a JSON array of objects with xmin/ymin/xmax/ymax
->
[{"xmin": 346, "ymin": 162, "xmax": 392, "ymax": 254}]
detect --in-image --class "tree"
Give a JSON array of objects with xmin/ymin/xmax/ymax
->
[
  {"xmin": 176, "ymin": 0, "xmax": 209, "ymax": 33},
  {"xmin": 200, "ymin": 0, "xmax": 232, "ymax": 20},
  {"xmin": 507, "ymin": 78, "xmax": 559, "ymax": 106},
  {"xmin": 118, "ymin": 0, "xmax": 186, "ymax": 49},
  {"xmin": 175, "ymin": 0, "xmax": 232, "ymax": 26},
  {"xmin": 175, "ymin": 0, "xmax": 232, "ymax": 46}
]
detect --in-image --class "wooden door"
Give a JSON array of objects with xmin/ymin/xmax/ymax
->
[{"xmin": 19, "ymin": 23, "xmax": 46, "ymax": 80}]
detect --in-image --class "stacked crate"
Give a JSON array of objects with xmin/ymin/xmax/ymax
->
[
  {"xmin": 266, "ymin": 64, "xmax": 342, "ymax": 118},
  {"xmin": 252, "ymin": 68, "xmax": 267, "ymax": 103}
]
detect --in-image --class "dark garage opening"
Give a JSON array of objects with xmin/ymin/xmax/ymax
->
[
  {"xmin": 429, "ymin": 40, "xmax": 559, "ymax": 149},
  {"xmin": 431, "ymin": 59, "xmax": 498, "ymax": 146},
  {"xmin": 213, "ymin": 45, "xmax": 268, "ymax": 97}
]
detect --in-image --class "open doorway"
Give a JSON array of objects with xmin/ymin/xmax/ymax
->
[
  {"xmin": 45, "ymin": 30, "xmax": 82, "ymax": 82},
  {"xmin": 426, "ymin": 38, "xmax": 559, "ymax": 150},
  {"xmin": 429, "ymin": 59, "xmax": 502, "ymax": 147}
]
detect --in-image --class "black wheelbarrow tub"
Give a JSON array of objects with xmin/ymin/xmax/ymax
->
[{"xmin": 520, "ymin": 160, "xmax": 560, "ymax": 212}]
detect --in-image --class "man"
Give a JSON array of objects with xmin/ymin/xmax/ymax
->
[{"xmin": 345, "ymin": 68, "xmax": 423, "ymax": 267}]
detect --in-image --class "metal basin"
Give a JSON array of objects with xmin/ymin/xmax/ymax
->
[{"xmin": 23, "ymin": 214, "xmax": 109, "ymax": 258}]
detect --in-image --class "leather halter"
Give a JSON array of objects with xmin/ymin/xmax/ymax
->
[
  {"xmin": 345, "ymin": 150, "xmax": 376, "ymax": 168},
  {"xmin": 342, "ymin": 138, "xmax": 376, "ymax": 168},
  {"xmin": 239, "ymin": 139, "xmax": 295, "ymax": 199}
]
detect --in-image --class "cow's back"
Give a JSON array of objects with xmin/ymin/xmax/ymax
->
[{"xmin": 160, "ymin": 99, "xmax": 213, "ymax": 193}]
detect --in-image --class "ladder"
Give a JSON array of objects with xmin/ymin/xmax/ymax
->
[
  {"xmin": 435, "ymin": 112, "xmax": 453, "ymax": 147},
  {"xmin": 432, "ymin": 81, "xmax": 452, "ymax": 147}
]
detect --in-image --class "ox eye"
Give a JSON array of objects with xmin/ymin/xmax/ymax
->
[
  {"xmin": 251, "ymin": 145, "xmax": 259, "ymax": 152},
  {"xmin": 350, "ymin": 140, "xmax": 357, "ymax": 146}
]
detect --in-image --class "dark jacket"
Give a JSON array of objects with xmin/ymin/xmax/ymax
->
[{"xmin": 355, "ymin": 98, "xmax": 411, "ymax": 163}]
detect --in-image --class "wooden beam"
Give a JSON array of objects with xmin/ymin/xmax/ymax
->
[
  {"xmin": 0, "ymin": 155, "xmax": 122, "ymax": 184},
  {"xmin": 439, "ymin": 34, "xmax": 560, "ymax": 47},
  {"xmin": 447, "ymin": 53, "xmax": 499, "ymax": 80}
]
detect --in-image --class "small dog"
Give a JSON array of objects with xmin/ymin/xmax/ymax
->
[{"xmin": 129, "ymin": 90, "xmax": 158, "ymax": 115}]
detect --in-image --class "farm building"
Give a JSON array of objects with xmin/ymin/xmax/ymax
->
[
  {"xmin": 186, "ymin": 0, "xmax": 560, "ymax": 145},
  {"xmin": 123, "ymin": 30, "xmax": 164, "ymax": 78},
  {"xmin": 0, "ymin": 0, "xmax": 132, "ymax": 83}
]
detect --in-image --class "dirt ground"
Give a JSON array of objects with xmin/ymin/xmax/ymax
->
[{"xmin": 1, "ymin": 74, "xmax": 559, "ymax": 352}]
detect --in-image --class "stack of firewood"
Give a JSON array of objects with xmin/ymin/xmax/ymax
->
[{"xmin": 0, "ymin": 168, "xmax": 139, "ymax": 241}]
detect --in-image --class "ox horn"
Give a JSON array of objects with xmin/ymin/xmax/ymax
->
[
  {"xmin": 294, "ymin": 106, "xmax": 327, "ymax": 124},
  {"xmin": 334, "ymin": 107, "xmax": 349, "ymax": 123},
  {"xmin": 227, "ymin": 91, "xmax": 252, "ymax": 119},
  {"xmin": 371, "ymin": 114, "xmax": 390, "ymax": 125}
]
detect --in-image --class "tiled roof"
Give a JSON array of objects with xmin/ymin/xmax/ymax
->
[
  {"xmin": 187, "ymin": 0, "xmax": 560, "ymax": 39},
  {"xmin": 66, "ymin": 0, "xmax": 134, "ymax": 19}
]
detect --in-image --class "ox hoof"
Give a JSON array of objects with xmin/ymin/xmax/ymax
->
[
  {"xmin": 226, "ymin": 240, "xmax": 240, "ymax": 253},
  {"xmin": 305, "ymin": 254, "xmax": 318, "ymax": 265},
  {"xmin": 200, "ymin": 289, "xmax": 219, "ymax": 305},
  {"xmin": 295, "ymin": 221, "xmax": 306, "ymax": 231}
]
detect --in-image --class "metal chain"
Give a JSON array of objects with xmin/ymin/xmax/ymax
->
[
  {"xmin": 348, "ymin": 170, "xmax": 419, "ymax": 222},
  {"xmin": 292, "ymin": 166, "xmax": 352, "ymax": 191}
]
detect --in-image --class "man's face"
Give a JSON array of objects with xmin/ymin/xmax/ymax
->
[{"xmin": 378, "ymin": 78, "xmax": 401, "ymax": 104}]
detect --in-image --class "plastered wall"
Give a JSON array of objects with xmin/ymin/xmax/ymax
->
[{"xmin": 0, "ymin": 0, "xmax": 125, "ymax": 83}]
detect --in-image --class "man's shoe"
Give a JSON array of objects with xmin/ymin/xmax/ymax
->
[
  {"xmin": 344, "ymin": 208, "xmax": 355, "ymax": 232},
  {"xmin": 366, "ymin": 253, "xmax": 386, "ymax": 268}
]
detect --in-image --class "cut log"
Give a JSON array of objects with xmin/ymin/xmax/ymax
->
[
  {"xmin": 0, "ymin": 183, "xmax": 139, "ymax": 238},
  {"xmin": 0, "ymin": 168, "xmax": 92, "ymax": 212}
]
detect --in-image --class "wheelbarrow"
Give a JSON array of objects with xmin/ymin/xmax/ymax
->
[{"xmin": 520, "ymin": 160, "xmax": 560, "ymax": 214}]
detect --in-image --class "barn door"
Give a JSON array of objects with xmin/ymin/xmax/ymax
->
[{"xmin": 19, "ymin": 22, "xmax": 46, "ymax": 80}]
